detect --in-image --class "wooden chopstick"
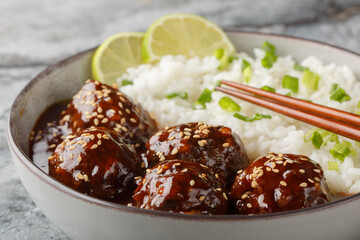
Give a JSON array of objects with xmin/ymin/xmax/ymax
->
[{"xmin": 215, "ymin": 81, "xmax": 360, "ymax": 142}]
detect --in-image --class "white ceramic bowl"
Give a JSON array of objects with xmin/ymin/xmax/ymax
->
[{"xmin": 7, "ymin": 31, "xmax": 360, "ymax": 240}]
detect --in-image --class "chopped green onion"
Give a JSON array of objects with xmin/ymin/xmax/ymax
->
[
  {"xmin": 215, "ymin": 80, "xmax": 222, "ymax": 87},
  {"xmin": 356, "ymin": 110, "xmax": 360, "ymax": 115},
  {"xmin": 261, "ymin": 52, "xmax": 278, "ymax": 69},
  {"xmin": 285, "ymin": 92, "xmax": 292, "ymax": 97},
  {"xmin": 242, "ymin": 60, "xmax": 252, "ymax": 84},
  {"xmin": 228, "ymin": 56, "xmax": 239, "ymax": 63},
  {"xmin": 262, "ymin": 41, "xmax": 276, "ymax": 53},
  {"xmin": 357, "ymin": 100, "xmax": 360, "ymax": 108},
  {"xmin": 194, "ymin": 88, "xmax": 213, "ymax": 109},
  {"xmin": 213, "ymin": 48, "xmax": 224, "ymax": 59},
  {"xmin": 121, "ymin": 79, "xmax": 133, "ymax": 86},
  {"xmin": 305, "ymin": 128, "xmax": 338, "ymax": 147},
  {"xmin": 328, "ymin": 161, "xmax": 338, "ymax": 171},
  {"xmin": 342, "ymin": 140, "xmax": 357, "ymax": 156},
  {"xmin": 219, "ymin": 96, "xmax": 241, "ymax": 112},
  {"xmin": 233, "ymin": 112, "xmax": 272, "ymax": 122},
  {"xmin": 165, "ymin": 92, "xmax": 188, "ymax": 100},
  {"xmin": 304, "ymin": 130, "xmax": 323, "ymax": 149},
  {"xmin": 294, "ymin": 63, "xmax": 308, "ymax": 72},
  {"xmin": 330, "ymin": 142, "xmax": 351, "ymax": 161},
  {"xmin": 282, "ymin": 75, "xmax": 299, "ymax": 93},
  {"xmin": 261, "ymin": 85, "xmax": 275, "ymax": 93},
  {"xmin": 301, "ymin": 70, "xmax": 320, "ymax": 90},
  {"xmin": 329, "ymin": 84, "xmax": 351, "ymax": 103},
  {"xmin": 261, "ymin": 42, "xmax": 278, "ymax": 69}
]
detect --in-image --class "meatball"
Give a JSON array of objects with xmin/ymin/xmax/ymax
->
[
  {"xmin": 48, "ymin": 127, "xmax": 141, "ymax": 203},
  {"xmin": 60, "ymin": 79, "xmax": 157, "ymax": 148},
  {"xmin": 230, "ymin": 153, "xmax": 330, "ymax": 215},
  {"xmin": 133, "ymin": 160, "xmax": 228, "ymax": 215},
  {"xmin": 145, "ymin": 122, "xmax": 249, "ymax": 187}
]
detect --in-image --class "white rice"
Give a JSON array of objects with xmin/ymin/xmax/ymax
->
[{"xmin": 119, "ymin": 48, "xmax": 360, "ymax": 195}]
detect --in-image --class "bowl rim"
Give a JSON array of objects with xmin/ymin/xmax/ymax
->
[{"xmin": 7, "ymin": 30, "xmax": 360, "ymax": 222}]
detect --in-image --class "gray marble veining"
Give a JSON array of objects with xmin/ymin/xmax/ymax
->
[{"xmin": 1, "ymin": 0, "xmax": 360, "ymax": 239}]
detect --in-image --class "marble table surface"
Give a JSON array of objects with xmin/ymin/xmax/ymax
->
[{"xmin": 1, "ymin": 0, "xmax": 360, "ymax": 239}]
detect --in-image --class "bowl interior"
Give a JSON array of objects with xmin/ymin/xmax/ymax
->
[{"xmin": 9, "ymin": 31, "xmax": 360, "ymax": 214}]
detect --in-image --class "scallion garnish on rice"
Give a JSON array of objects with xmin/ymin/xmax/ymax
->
[
  {"xmin": 282, "ymin": 75, "xmax": 299, "ymax": 93},
  {"xmin": 294, "ymin": 63, "xmax": 308, "ymax": 72},
  {"xmin": 233, "ymin": 112, "xmax": 271, "ymax": 122},
  {"xmin": 165, "ymin": 92, "xmax": 188, "ymax": 100},
  {"xmin": 242, "ymin": 59, "xmax": 252, "ymax": 83},
  {"xmin": 194, "ymin": 88, "xmax": 213, "ymax": 109},
  {"xmin": 301, "ymin": 69, "xmax": 320, "ymax": 90},
  {"xmin": 330, "ymin": 142, "xmax": 351, "ymax": 161},
  {"xmin": 329, "ymin": 84, "xmax": 351, "ymax": 103},
  {"xmin": 121, "ymin": 79, "xmax": 133, "ymax": 86},
  {"xmin": 304, "ymin": 130, "xmax": 323, "ymax": 149},
  {"xmin": 328, "ymin": 161, "xmax": 338, "ymax": 170},
  {"xmin": 261, "ymin": 85, "xmax": 275, "ymax": 93},
  {"xmin": 219, "ymin": 96, "xmax": 241, "ymax": 112},
  {"xmin": 261, "ymin": 41, "xmax": 278, "ymax": 69}
]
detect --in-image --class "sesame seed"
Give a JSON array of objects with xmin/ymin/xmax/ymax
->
[
  {"xmin": 198, "ymin": 141, "xmax": 205, "ymax": 147},
  {"xmin": 82, "ymin": 142, "xmax": 87, "ymax": 148},
  {"xmin": 241, "ymin": 194, "xmax": 248, "ymax": 200},
  {"xmin": 215, "ymin": 173, "xmax": 219, "ymax": 179},
  {"xmin": 184, "ymin": 128, "xmax": 192, "ymax": 132},
  {"xmin": 146, "ymin": 169, "xmax": 151, "ymax": 173},
  {"xmin": 199, "ymin": 196, "xmax": 205, "ymax": 201},
  {"xmin": 48, "ymin": 156, "xmax": 54, "ymax": 161},
  {"xmin": 280, "ymin": 181, "xmax": 287, "ymax": 186},
  {"xmin": 60, "ymin": 156, "xmax": 64, "ymax": 162},
  {"xmin": 237, "ymin": 169, "xmax": 243, "ymax": 174},
  {"xmin": 251, "ymin": 180, "xmax": 258, "ymax": 188},
  {"xmin": 114, "ymin": 127, "xmax": 120, "ymax": 132},
  {"xmin": 266, "ymin": 167, "xmax": 271, "ymax": 171},
  {"xmin": 181, "ymin": 168, "xmax": 188, "ymax": 173},
  {"xmin": 200, "ymin": 164, "xmax": 208, "ymax": 169},
  {"xmin": 130, "ymin": 118, "xmax": 137, "ymax": 123},
  {"xmin": 118, "ymin": 102, "xmax": 123, "ymax": 108},
  {"xmin": 286, "ymin": 159, "xmax": 294, "ymax": 164},
  {"xmin": 173, "ymin": 163, "xmax": 181, "ymax": 167},
  {"xmin": 272, "ymin": 169, "xmax": 279, "ymax": 173},
  {"xmin": 313, "ymin": 169, "xmax": 321, "ymax": 173},
  {"xmin": 69, "ymin": 146, "xmax": 76, "ymax": 151},
  {"xmin": 159, "ymin": 156, "xmax": 165, "ymax": 161},
  {"xmin": 76, "ymin": 173, "xmax": 84, "ymax": 180},
  {"xmin": 179, "ymin": 132, "xmax": 184, "ymax": 138},
  {"xmin": 127, "ymin": 203, "xmax": 132, "ymax": 207},
  {"xmin": 247, "ymin": 203, "xmax": 252, "ymax": 208},
  {"xmin": 101, "ymin": 118, "xmax": 108, "ymax": 124},
  {"xmin": 278, "ymin": 153, "xmax": 284, "ymax": 157},
  {"xmin": 276, "ymin": 160, "xmax": 283, "ymax": 165},
  {"xmin": 97, "ymin": 107, "xmax": 103, "ymax": 113},
  {"xmin": 77, "ymin": 156, "xmax": 82, "ymax": 162},
  {"xmin": 90, "ymin": 144, "xmax": 98, "ymax": 149},
  {"xmin": 164, "ymin": 126, "xmax": 169, "ymax": 130},
  {"xmin": 70, "ymin": 153, "xmax": 74, "ymax": 160},
  {"xmin": 168, "ymin": 136, "xmax": 175, "ymax": 141},
  {"xmin": 134, "ymin": 176, "xmax": 142, "ymax": 180},
  {"xmin": 299, "ymin": 169, "xmax": 305, "ymax": 173},
  {"xmin": 97, "ymin": 114, "xmax": 104, "ymax": 119},
  {"xmin": 49, "ymin": 144, "xmax": 56, "ymax": 148},
  {"xmin": 125, "ymin": 109, "xmax": 131, "ymax": 114},
  {"xmin": 120, "ymin": 96, "xmax": 126, "ymax": 102},
  {"xmin": 171, "ymin": 148, "xmax": 178, "ymax": 155},
  {"xmin": 314, "ymin": 177, "xmax": 321, "ymax": 182},
  {"xmin": 102, "ymin": 134, "xmax": 109, "ymax": 140},
  {"xmin": 83, "ymin": 174, "xmax": 89, "ymax": 182},
  {"xmin": 223, "ymin": 192, "xmax": 228, "ymax": 200},
  {"xmin": 223, "ymin": 143, "xmax": 230, "ymax": 148},
  {"xmin": 156, "ymin": 167, "xmax": 163, "ymax": 174},
  {"xmin": 190, "ymin": 180, "xmax": 195, "ymax": 186},
  {"xmin": 184, "ymin": 132, "xmax": 191, "ymax": 136},
  {"xmin": 121, "ymin": 126, "xmax": 128, "ymax": 132},
  {"xmin": 308, "ymin": 178, "xmax": 314, "ymax": 183},
  {"xmin": 271, "ymin": 162, "xmax": 276, "ymax": 168},
  {"xmin": 97, "ymin": 140, "xmax": 101, "ymax": 145},
  {"xmin": 94, "ymin": 119, "xmax": 99, "ymax": 126},
  {"xmin": 299, "ymin": 182, "xmax": 308, "ymax": 188},
  {"xmin": 193, "ymin": 134, "xmax": 201, "ymax": 138},
  {"xmin": 121, "ymin": 118, "xmax": 126, "ymax": 125},
  {"xmin": 184, "ymin": 136, "xmax": 190, "ymax": 140}
]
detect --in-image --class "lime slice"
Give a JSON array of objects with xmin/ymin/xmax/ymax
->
[
  {"xmin": 92, "ymin": 32, "xmax": 144, "ymax": 85},
  {"xmin": 142, "ymin": 14, "xmax": 235, "ymax": 62}
]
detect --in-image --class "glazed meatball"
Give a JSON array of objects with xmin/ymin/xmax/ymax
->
[
  {"xmin": 60, "ymin": 80, "xmax": 157, "ymax": 148},
  {"xmin": 230, "ymin": 153, "xmax": 330, "ymax": 215},
  {"xmin": 48, "ymin": 127, "xmax": 141, "ymax": 203},
  {"xmin": 133, "ymin": 160, "xmax": 228, "ymax": 215},
  {"xmin": 145, "ymin": 122, "xmax": 249, "ymax": 187}
]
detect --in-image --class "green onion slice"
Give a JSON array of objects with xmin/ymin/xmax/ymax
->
[
  {"xmin": 357, "ymin": 100, "xmax": 360, "ymax": 109},
  {"xmin": 294, "ymin": 63, "xmax": 308, "ymax": 72},
  {"xmin": 215, "ymin": 80, "xmax": 222, "ymax": 87},
  {"xmin": 329, "ymin": 84, "xmax": 351, "ymax": 103},
  {"xmin": 242, "ymin": 59, "xmax": 252, "ymax": 84},
  {"xmin": 305, "ymin": 128, "xmax": 338, "ymax": 147},
  {"xmin": 261, "ymin": 52, "xmax": 278, "ymax": 69},
  {"xmin": 301, "ymin": 70, "xmax": 320, "ymax": 90},
  {"xmin": 261, "ymin": 85, "xmax": 275, "ymax": 93},
  {"xmin": 194, "ymin": 88, "xmax": 213, "ymax": 109},
  {"xmin": 165, "ymin": 92, "xmax": 188, "ymax": 100},
  {"xmin": 233, "ymin": 112, "xmax": 271, "ymax": 122},
  {"xmin": 219, "ymin": 96, "xmax": 241, "ymax": 112},
  {"xmin": 282, "ymin": 75, "xmax": 299, "ymax": 93},
  {"xmin": 213, "ymin": 48, "xmax": 224, "ymax": 59},
  {"xmin": 262, "ymin": 41, "xmax": 276, "ymax": 53},
  {"xmin": 330, "ymin": 142, "xmax": 351, "ymax": 161},
  {"xmin": 328, "ymin": 161, "xmax": 338, "ymax": 170},
  {"xmin": 121, "ymin": 79, "xmax": 133, "ymax": 86},
  {"xmin": 304, "ymin": 130, "xmax": 323, "ymax": 149}
]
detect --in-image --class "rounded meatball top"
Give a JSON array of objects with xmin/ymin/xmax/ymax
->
[
  {"xmin": 48, "ymin": 127, "xmax": 141, "ymax": 203},
  {"xmin": 145, "ymin": 122, "xmax": 249, "ymax": 188},
  {"xmin": 60, "ymin": 80, "xmax": 157, "ymax": 148},
  {"xmin": 230, "ymin": 153, "xmax": 330, "ymax": 215},
  {"xmin": 133, "ymin": 160, "xmax": 228, "ymax": 215}
]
